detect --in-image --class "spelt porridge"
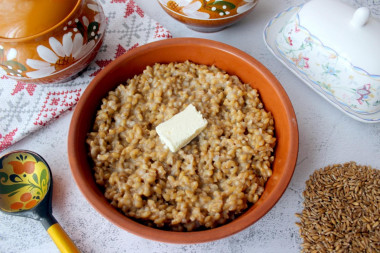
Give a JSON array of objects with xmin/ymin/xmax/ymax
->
[{"xmin": 86, "ymin": 61, "xmax": 276, "ymax": 231}]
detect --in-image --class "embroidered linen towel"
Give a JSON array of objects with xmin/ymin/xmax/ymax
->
[{"xmin": 0, "ymin": 0, "xmax": 171, "ymax": 152}]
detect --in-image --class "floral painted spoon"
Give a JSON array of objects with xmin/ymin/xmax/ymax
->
[{"xmin": 0, "ymin": 150, "xmax": 79, "ymax": 253}]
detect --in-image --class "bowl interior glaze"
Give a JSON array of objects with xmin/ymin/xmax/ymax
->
[
  {"xmin": 0, "ymin": 0, "xmax": 80, "ymax": 39},
  {"xmin": 68, "ymin": 38, "xmax": 299, "ymax": 243}
]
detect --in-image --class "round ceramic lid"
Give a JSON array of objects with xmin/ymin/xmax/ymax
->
[
  {"xmin": 0, "ymin": 0, "xmax": 79, "ymax": 39},
  {"xmin": 298, "ymin": 0, "xmax": 380, "ymax": 75}
]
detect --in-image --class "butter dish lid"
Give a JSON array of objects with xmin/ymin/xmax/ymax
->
[
  {"xmin": 298, "ymin": 0, "xmax": 380, "ymax": 75},
  {"xmin": 0, "ymin": 0, "xmax": 79, "ymax": 39}
]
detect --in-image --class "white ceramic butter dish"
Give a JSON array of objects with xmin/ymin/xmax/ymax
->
[{"xmin": 264, "ymin": 0, "xmax": 380, "ymax": 123}]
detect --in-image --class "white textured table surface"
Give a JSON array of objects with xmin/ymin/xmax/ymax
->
[{"xmin": 1, "ymin": 0, "xmax": 380, "ymax": 252}]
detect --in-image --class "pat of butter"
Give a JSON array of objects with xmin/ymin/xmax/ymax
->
[{"xmin": 156, "ymin": 104, "xmax": 208, "ymax": 152}]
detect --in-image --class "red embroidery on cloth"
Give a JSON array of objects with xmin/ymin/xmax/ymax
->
[
  {"xmin": 115, "ymin": 44, "xmax": 127, "ymax": 58},
  {"xmin": 1, "ymin": 75, "xmax": 8, "ymax": 79},
  {"xmin": 91, "ymin": 43, "xmax": 141, "ymax": 76},
  {"xmin": 136, "ymin": 4, "xmax": 144, "ymax": 17},
  {"xmin": 50, "ymin": 97, "xmax": 60, "ymax": 106},
  {"xmin": 90, "ymin": 59, "xmax": 113, "ymax": 77},
  {"xmin": 0, "ymin": 128, "xmax": 18, "ymax": 152},
  {"xmin": 26, "ymin": 84, "xmax": 37, "ymax": 96},
  {"xmin": 154, "ymin": 23, "xmax": 172, "ymax": 39},
  {"xmin": 127, "ymin": 43, "xmax": 139, "ymax": 52},
  {"xmin": 11, "ymin": 82, "xmax": 25, "ymax": 95},
  {"xmin": 11, "ymin": 81, "xmax": 37, "ymax": 96},
  {"xmin": 125, "ymin": 0, "xmax": 144, "ymax": 18},
  {"xmin": 89, "ymin": 69, "xmax": 102, "ymax": 77},
  {"xmin": 34, "ymin": 89, "xmax": 82, "ymax": 126}
]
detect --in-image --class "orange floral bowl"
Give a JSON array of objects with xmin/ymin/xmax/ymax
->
[
  {"xmin": 157, "ymin": 0, "xmax": 259, "ymax": 32},
  {"xmin": 0, "ymin": 0, "xmax": 106, "ymax": 84}
]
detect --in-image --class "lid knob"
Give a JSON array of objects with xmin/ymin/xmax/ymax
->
[{"xmin": 351, "ymin": 7, "xmax": 371, "ymax": 28}]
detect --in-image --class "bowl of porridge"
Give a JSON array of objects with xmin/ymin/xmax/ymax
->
[{"xmin": 68, "ymin": 38, "xmax": 299, "ymax": 243}]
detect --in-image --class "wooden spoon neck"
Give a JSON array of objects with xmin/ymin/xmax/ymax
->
[{"xmin": 41, "ymin": 213, "xmax": 58, "ymax": 230}]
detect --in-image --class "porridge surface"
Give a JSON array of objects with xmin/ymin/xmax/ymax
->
[{"xmin": 86, "ymin": 61, "xmax": 276, "ymax": 231}]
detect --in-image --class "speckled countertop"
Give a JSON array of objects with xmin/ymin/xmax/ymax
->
[{"xmin": 1, "ymin": 0, "xmax": 380, "ymax": 252}]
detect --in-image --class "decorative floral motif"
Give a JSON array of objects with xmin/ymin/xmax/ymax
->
[
  {"xmin": 87, "ymin": 2, "xmax": 106, "ymax": 34},
  {"xmin": 164, "ymin": 0, "xmax": 209, "ymax": 19},
  {"xmin": 25, "ymin": 2, "xmax": 104, "ymax": 80},
  {"xmin": 160, "ymin": 0, "xmax": 256, "ymax": 19},
  {"xmin": 356, "ymin": 84, "xmax": 374, "ymax": 105},
  {"xmin": 0, "ymin": 0, "xmax": 105, "ymax": 80},
  {"xmin": 286, "ymin": 36, "xmax": 293, "ymax": 46},
  {"xmin": 9, "ymin": 160, "xmax": 35, "ymax": 174},
  {"xmin": 276, "ymin": 11, "xmax": 380, "ymax": 114},
  {"xmin": 322, "ymin": 63, "xmax": 340, "ymax": 77},
  {"xmin": 291, "ymin": 54, "xmax": 309, "ymax": 69},
  {"xmin": 26, "ymin": 32, "xmax": 96, "ymax": 78},
  {"xmin": 0, "ymin": 152, "xmax": 50, "ymax": 212},
  {"xmin": 236, "ymin": 0, "xmax": 256, "ymax": 14},
  {"xmin": 0, "ymin": 46, "xmax": 27, "ymax": 77}
]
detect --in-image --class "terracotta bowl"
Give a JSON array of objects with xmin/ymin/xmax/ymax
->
[
  {"xmin": 157, "ymin": 0, "xmax": 259, "ymax": 32},
  {"xmin": 68, "ymin": 38, "xmax": 299, "ymax": 243},
  {"xmin": 0, "ymin": 0, "xmax": 106, "ymax": 84}
]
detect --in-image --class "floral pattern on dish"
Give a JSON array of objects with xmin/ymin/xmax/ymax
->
[
  {"xmin": 0, "ymin": 46, "xmax": 27, "ymax": 77},
  {"xmin": 26, "ymin": 32, "xmax": 96, "ymax": 78},
  {"xmin": 25, "ymin": 3, "xmax": 104, "ymax": 79},
  {"xmin": 276, "ymin": 11, "xmax": 380, "ymax": 114},
  {"xmin": 0, "ymin": 152, "xmax": 50, "ymax": 212},
  {"xmin": 0, "ymin": 0, "xmax": 105, "ymax": 81},
  {"xmin": 159, "ymin": 0, "xmax": 257, "ymax": 19}
]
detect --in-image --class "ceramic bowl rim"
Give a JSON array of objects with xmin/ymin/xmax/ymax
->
[
  {"xmin": 68, "ymin": 37, "xmax": 299, "ymax": 244},
  {"xmin": 0, "ymin": 0, "xmax": 82, "ymax": 42}
]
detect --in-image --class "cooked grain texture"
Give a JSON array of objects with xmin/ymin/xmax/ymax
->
[
  {"xmin": 86, "ymin": 61, "xmax": 276, "ymax": 231},
  {"xmin": 296, "ymin": 162, "xmax": 380, "ymax": 253}
]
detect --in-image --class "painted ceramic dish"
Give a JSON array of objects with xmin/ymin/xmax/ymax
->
[
  {"xmin": 0, "ymin": 0, "xmax": 106, "ymax": 84},
  {"xmin": 157, "ymin": 0, "xmax": 258, "ymax": 32},
  {"xmin": 264, "ymin": 0, "xmax": 380, "ymax": 123},
  {"xmin": 68, "ymin": 38, "xmax": 299, "ymax": 243}
]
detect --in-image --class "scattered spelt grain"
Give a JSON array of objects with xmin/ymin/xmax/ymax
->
[{"xmin": 296, "ymin": 162, "xmax": 380, "ymax": 253}]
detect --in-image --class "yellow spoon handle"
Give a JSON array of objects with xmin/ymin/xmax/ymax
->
[{"xmin": 47, "ymin": 223, "xmax": 80, "ymax": 253}]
